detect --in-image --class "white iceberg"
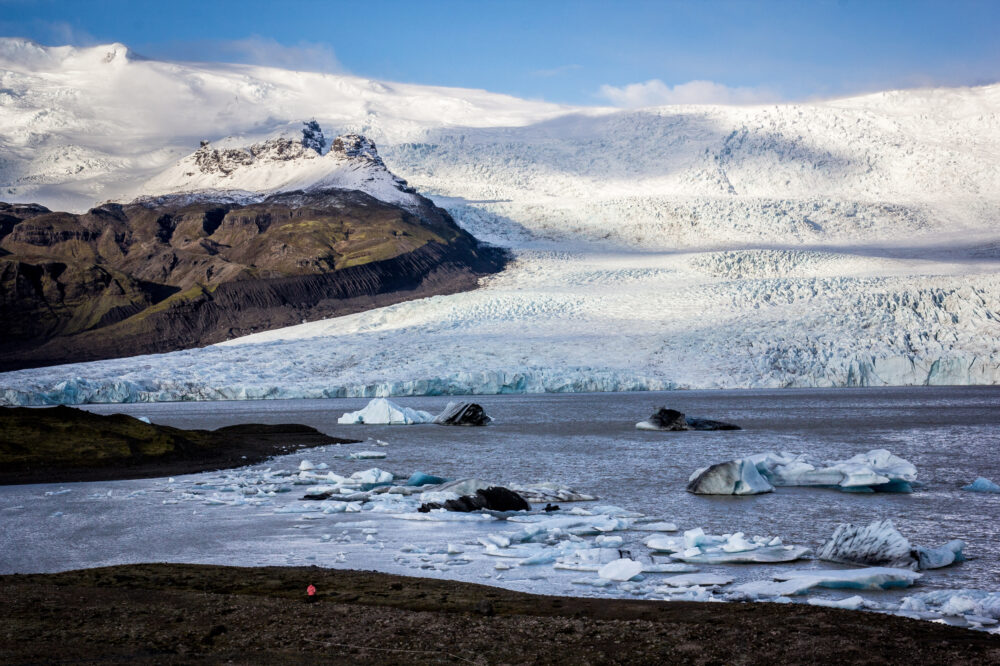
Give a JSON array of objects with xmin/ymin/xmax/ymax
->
[
  {"xmin": 962, "ymin": 477, "xmax": 1000, "ymax": 493},
  {"xmin": 337, "ymin": 398, "xmax": 435, "ymax": 425},
  {"xmin": 598, "ymin": 558, "xmax": 643, "ymax": 582},
  {"xmin": 747, "ymin": 449, "xmax": 917, "ymax": 492}
]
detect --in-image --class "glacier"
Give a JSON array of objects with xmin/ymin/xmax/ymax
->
[{"xmin": 1, "ymin": 40, "xmax": 1000, "ymax": 402}]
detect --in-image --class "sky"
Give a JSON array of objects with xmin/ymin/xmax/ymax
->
[{"xmin": 1, "ymin": 0, "xmax": 999, "ymax": 106}]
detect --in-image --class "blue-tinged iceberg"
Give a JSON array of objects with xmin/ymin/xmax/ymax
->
[{"xmin": 962, "ymin": 477, "xmax": 1000, "ymax": 493}]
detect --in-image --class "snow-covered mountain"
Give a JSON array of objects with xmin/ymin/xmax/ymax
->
[
  {"xmin": 1, "ymin": 40, "xmax": 999, "ymax": 403},
  {"xmin": 140, "ymin": 129, "xmax": 424, "ymax": 211}
]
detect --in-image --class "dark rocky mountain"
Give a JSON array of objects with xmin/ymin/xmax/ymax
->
[{"xmin": 0, "ymin": 187, "xmax": 506, "ymax": 371}]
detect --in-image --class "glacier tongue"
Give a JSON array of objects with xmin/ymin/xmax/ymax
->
[{"xmin": 2, "ymin": 43, "xmax": 1000, "ymax": 400}]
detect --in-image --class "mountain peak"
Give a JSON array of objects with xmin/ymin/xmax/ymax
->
[{"xmin": 139, "ymin": 126, "xmax": 419, "ymax": 209}]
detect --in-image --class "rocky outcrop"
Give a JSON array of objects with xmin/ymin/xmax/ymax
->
[
  {"xmin": 636, "ymin": 408, "xmax": 741, "ymax": 431},
  {"xmin": 0, "ymin": 186, "xmax": 507, "ymax": 370}
]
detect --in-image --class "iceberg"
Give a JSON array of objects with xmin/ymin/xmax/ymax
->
[
  {"xmin": 686, "ymin": 460, "xmax": 774, "ymax": 495},
  {"xmin": 818, "ymin": 520, "xmax": 965, "ymax": 570},
  {"xmin": 818, "ymin": 519, "xmax": 916, "ymax": 569},
  {"xmin": 748, "ymin": 449, "xmax": 917, "ymax": 492},
  {"xmin": 598, "ymin": 558, "xmax": 643, "ymax": 582},
  {"xmin": 962, "ymin": 477, "xmax": 1000, "ymax": 493},
  {"xmin": 337, "ymin": 398, "xmax": 434, "ymax": 425}
]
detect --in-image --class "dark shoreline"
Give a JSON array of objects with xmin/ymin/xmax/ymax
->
[{"xmin": 1, "ymin": 563, "xmax": 997, "ymax": 664}]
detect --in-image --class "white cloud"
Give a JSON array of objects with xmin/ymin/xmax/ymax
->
[
  {"xmin": 198, "ymin": 36, "xmax": 342, "ymax": 73},
  {"xmin": 598, "ymin": 79, "xmax": 779, "ymax": 108}
]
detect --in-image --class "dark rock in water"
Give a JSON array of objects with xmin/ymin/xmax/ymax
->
[
  {"xmin": 636, "ymin": 408, "xmax": 740, "ymax": 431},
  {"xmin": 433, "ymin": 402, "xmax": 492, "ymax": 426},
  {"xmin": 418, "ymin": 486, "xmax": 530, "ymax": 513},
  {"xmin": 685, "ymin": 417, "xmax": 741, "ymax": 431},
  {"xmin": 543, "ymin": 503, "xmax": 560, "ymax": 512}
]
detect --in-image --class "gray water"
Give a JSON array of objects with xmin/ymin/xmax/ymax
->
[{"xmin": 2, "ymin": 386, "xmax": 999, "ymax": 597}]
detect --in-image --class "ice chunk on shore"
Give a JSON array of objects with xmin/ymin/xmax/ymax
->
[
  {"xmin": 962, "ymin": 477, "xmax": 1000, "ymax": 493},
  {"xmin": 337, "ymin": 398, "xmax": 434, "ymax": 425},
  {"xmin": 900, "ymin": 589, "xmax": 1000, "ymax": 620},
  {"xmin": 807, "ymin": 595, "xmax": 866, "ymax": 610},
  {"xmin": 687, "ymin": 460, "xmax": 774, "ymax": 495},
  {"xmin": 598, "ymin": 558, "xmax": 643, "ymax": 581}
]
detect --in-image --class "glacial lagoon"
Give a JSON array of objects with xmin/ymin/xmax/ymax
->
[{"xmin": 2, "ymin": 386, "xmax": 998, "ymax": 625}]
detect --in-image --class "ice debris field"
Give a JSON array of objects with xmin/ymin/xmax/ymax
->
[
  {"xmin": 3, "ymin": 440, "xmax": 997, "ymax": 633},
  {"xmin": 2, "ymin": 40, "xmax": 1000, "ymax": 403}
]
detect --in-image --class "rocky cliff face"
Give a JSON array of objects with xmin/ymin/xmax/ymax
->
[{"xmin": 0, "ymin": 186, "xmax": 506, "ymax": 370}]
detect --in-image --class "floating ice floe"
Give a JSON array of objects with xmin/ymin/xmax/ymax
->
[
  {"xmin": 598, "ymin": 558, "xmax": 643, "ymax": 581},
  {"xmin": 348, "ymin": 450, "xmax": 387, "ymax": 460},
  {"xmin": 899, "ymin": 589, "xmax": 1000, "ymax": 622},
  {"xmin": 752, "ymin": 449, "xmax": 917, "ymax": 492},
  {"xmin": 337, "ymin": 398, "xmax": 435, "ymax": 425},
  {"xmin": 646, "ymin": 529, "xmax": 809, "ymax": 564},
  {"xmin": 657, "ymin": 573, "xmax": 733, "ymax": 588},
  {"xmin": 689, "ymin": 449, "xmax": 918, "ymax": 495},
  {"xmin": 962, "ymin": 477, "xmax": 1000, "ymax": 493},
  {"xmin": 818, "ymin": 519, "xmax": 965, "ymax": 570},
  {"xmin": 774, "ymin": 567, "xmax": 922, "ymax": 590},
  {"xmin": 631, "ymin": 521, "xmax": 678, "ymax": 532},
  {"xmin": 728, "ymin": 567, "xmax": 921, "ymax": 600}
]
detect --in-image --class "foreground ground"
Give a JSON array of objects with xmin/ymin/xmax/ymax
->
[{"xmin": 2, "ymin": 564, "xmax": 997, "ymax": 664}]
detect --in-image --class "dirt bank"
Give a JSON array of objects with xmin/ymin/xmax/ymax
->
[{"xmin": 2, "ymin": 563, "xmax": 997, "ymax": 664}]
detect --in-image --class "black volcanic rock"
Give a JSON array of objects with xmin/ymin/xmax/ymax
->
[
  {"xmin": 418, "ymin": 486, "xmax": 530, "ymax": 513},
  {"xmin": 636, "ymin": 408, "xmax": 740, "ymax": 431},
  {"xmin": 433, "ymin": 402, "xmax": 492, "ymax": 426},
  {"xmin": 0, "ymin": 188, "xmax": 507, "ymax": 370}
]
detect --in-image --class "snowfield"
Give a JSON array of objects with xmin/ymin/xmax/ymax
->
[{"xmin": 1, "ymin": 40, "xmax": 999, "ymax": 403}]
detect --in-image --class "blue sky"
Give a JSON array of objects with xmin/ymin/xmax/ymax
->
[{"xmin": 2, "ymin": 0, "xmax": 998, "ymax": 105}]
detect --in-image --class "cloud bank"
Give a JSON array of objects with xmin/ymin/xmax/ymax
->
[{"xmin": 599, "ymin": 79, "xmax": 779, "ymax": 107}]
